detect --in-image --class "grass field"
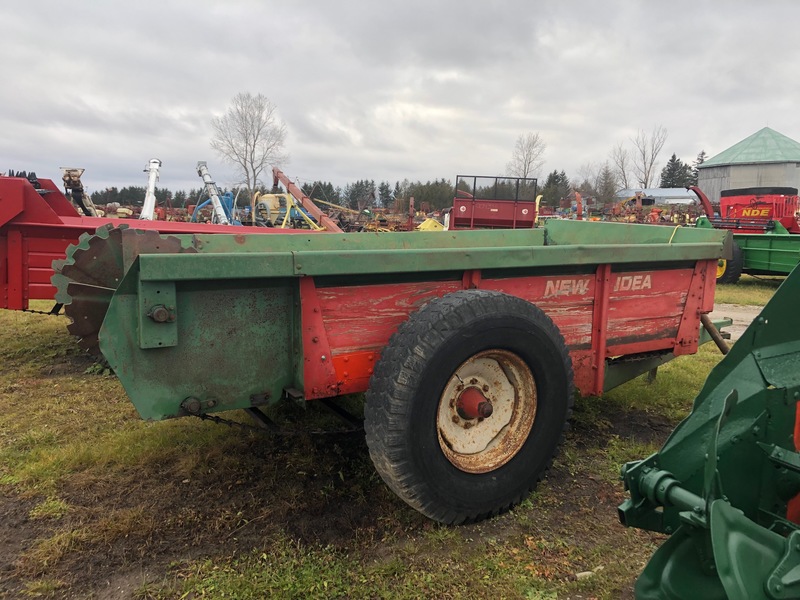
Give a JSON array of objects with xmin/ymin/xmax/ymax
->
[
  {"xmin": 714, "ymin": 274, "xmax": 783, "ymax": 305},
  {"xmin": 0, "ymin": 280, "xmax": 775, "ymax": 599}
]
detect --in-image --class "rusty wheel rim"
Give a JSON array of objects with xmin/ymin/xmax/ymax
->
[{"xmin": 437, "ymin": 349, "xmax": 537, "ymax": 473}]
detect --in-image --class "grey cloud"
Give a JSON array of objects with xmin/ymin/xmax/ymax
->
[{"xmin": 3, "ymin": 0, "xmax": 800, "ymax": 191}]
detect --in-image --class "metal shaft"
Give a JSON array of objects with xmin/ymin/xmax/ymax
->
[
  {"xmin": 701, "ymin": 313, "xmax": 730, "ymax": 355},
  {"xmin": 196, "ymin": 162, "xmax": 231, "ymax": 225},
  {"xmin": 139, "ymin": 159, "xmax": 162, "ymax": 220}
]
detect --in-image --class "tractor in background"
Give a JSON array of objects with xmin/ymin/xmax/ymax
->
[{"xmin": 690, "ymin": 185, "xmax": 800, "ymax": 283}]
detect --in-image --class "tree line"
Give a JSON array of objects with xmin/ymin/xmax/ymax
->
[{"xmin": 90, "ymin": 152, "xmax": 706, "ymax": 213}]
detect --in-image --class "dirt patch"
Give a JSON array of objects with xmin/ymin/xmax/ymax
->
[
  {"xmin": 0, "ymin": 428, "xmax": 412, "ymax": 599},
  {"xmin": 0, "ymin": 400, "xmax": 671, "ymax": 599},
  {"xmin": 0, "ymin": 494, "xmax": 50, "ymax": 594},
  {"xmin": 709, "ymin": 303, "xmax": 764, "ymax": 341}
]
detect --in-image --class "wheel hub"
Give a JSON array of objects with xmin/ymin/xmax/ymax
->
[
  {"xmin": 457, "ymin": 387, "xmax": 494, "ymax": 419},
  {"xmin": 437, "ymin": 349, "xmax": 537, "ymax": 473},
  {"xmin": 717, "ymin": 258, "xmax": 727, "ymax": 279}
]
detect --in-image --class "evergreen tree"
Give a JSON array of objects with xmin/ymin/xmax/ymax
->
[
  {"xmin": 393, "ymin": 181, "xmax": 402, "ymax": 204},
  {"xmin": 540, "ymin": 170, "xmax": 571, "ymax": 207},
  {"xmin": 596, "ymin": 163, "xmax": 618, "ymax": 204},
  {"xmin": 378, "ymin": 181, "xmax": 392, "ymax": 208},
  {"xmin": 408, "ymin": 179, "xmax": 453, "ymax": 211},
  {"xmin": 690, "ymin": 150, "xmax": 707, "ymax": 186},
  {"xmin": 659, "ymin": 154, "xmax": 693, "ymax": 188},
  {"xmin": 343, "ymin": 180, "xmax": 376, "ymax": 210},
  {"xmin": 302, "ymin": 181, "xmax": 341, "ymax": 205}
]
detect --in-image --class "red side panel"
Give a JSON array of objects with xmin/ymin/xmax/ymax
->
[
  {"xmin": 6, "ymin": 230, "xmax": 23, "ymax": 309},
  {"xmin": 299, "ymin": 264, "xmax": 713, "ymax": 399},
  {"xmin": 308, "ymin": 280, "xmax": 464, "ymax": 397},
  {"xmin": 451, "ymin": 199, "xmax": 536, "ymax": 229}
]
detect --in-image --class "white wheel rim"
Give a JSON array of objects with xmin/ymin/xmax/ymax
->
[{"xmin": 437, "ymin": 349, "xmax": 537, "ymax": 473}]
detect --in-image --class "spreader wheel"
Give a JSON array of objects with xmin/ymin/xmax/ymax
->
[
  {"xmin": 364, "ymin": 290, "xmax": 573, "ymax": 525},
  {"xmin": 51, "ymin": 224, "xmax": 193, "ymax": 354},
  {"xmin": 716, "ymin": 242, "xmax": 743, "ymax": 284}
]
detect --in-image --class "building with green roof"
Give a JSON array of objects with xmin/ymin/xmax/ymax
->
[{"xmin": 697, "ymin": 127, "xmax": 800, "ymax": 203}]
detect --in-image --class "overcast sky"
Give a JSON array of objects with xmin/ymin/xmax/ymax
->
[{"xmin": 2, "ymin": 1, "xmax": 798, "ymax": 196}]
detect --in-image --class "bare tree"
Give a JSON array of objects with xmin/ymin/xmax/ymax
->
[
  {"xmin": 609, "ymin": 142, "xmax": 632, "ymax": 190},
  {"xmin": 631, "ymin": 126, "xmax": 668, "ymax": 188},
  {"xmin": 575, "ymin": 161, "xmax": 601, "ymax": 195},
  {"xmin": 211, "ymin": 92, "xmax": 289, "ymax": 218},
  {"xmin": 506, "ymin": 132, "xmax": 547, "ymax": 179}
]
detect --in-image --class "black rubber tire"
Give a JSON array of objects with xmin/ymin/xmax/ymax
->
[
  {"xmin": 364, "ymin": 290, "xmax": 574, "ymax": 525},
  {"xmin": 716, "ymin": 242, "xmax": 743, "ymax": 284}
]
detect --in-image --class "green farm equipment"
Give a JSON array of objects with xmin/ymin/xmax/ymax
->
[
  {"xmin": 55, "ymin": 219, "xmax": 729, "ymax": 524},
  {"xmin": 620, "ymin": 265, "xmax": 800, "ymax": 599},
  {"xmin": 690, "ymin": 185, "xmax": 800, "ymax": 283}
]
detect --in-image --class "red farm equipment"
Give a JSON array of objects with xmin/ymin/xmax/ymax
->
[
  {"xmin": 51, "ymin": 217, "xmax": 731, "ymax": 524},
  {"xmin": 0, "ymin": 170, "xmax": 334, "ymax": 315},
  {"xmin": 450, "ymin": 175, "xmax": 540, "ymax": 229},
  {"xmin": 690, "ymin": 185, "xmax": 800, "ymax": 283}
]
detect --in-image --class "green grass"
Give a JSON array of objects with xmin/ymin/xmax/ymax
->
[{"xmin": 715, "ymin": 274, "xmax": 783, "ymax": 305}]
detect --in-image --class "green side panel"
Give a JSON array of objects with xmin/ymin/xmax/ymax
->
[
  {"xmin": 543, "ymin": 218, "xmax": 725, "ymax": 247},
  {"xmin": 100, "ymin": 264, "xmax": 298, "ymax": 421},
  {"xmin": 191, "ymin": 227, "xmax": 547, "ymax": 253},
  {"xmin": 99, "ymin": 220, "xmax": 729, "ymax": 421},
  {"xmin": 734, "ymin": 232, "xmax": 800, "ymax": 275},
  {"xmin": 163, "ymin": 219, "xmax": 727, "ymax": 263},
  {"xmin": 135, "ymin": 242, "xmax": 725, "ymax": 281},
  {"xmin": 129, "ymin": 220, "xmax": 728, "ymax": 282}
]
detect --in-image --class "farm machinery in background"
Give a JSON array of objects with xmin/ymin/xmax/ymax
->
[
  {"xmin": 620, "ymin": 264, "xmax": 800, "ymax": 599},
  {"xmin": 0, "ymin": 167, "xmax": 334, "ymax": 316},
  {"xmin": 449, "ymin": 175, "xmax": 540, "ymax": 229},
  {"xmin": 190, "ymin": 162, "xmax": 235, "ymax": 225},
  {"xmin": 60, "ymin": 167, "xmax": 101, "ymax": 217},
  {"xmin": 690, "ymin": 185, "xmax": 800, "ymax": 283},
  {"xmin": 139, "ymin": 159, "xmax": 163, "ymax": 221}
]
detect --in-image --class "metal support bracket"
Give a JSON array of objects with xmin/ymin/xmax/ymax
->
[{"xmin": 137, "ymin": 280, "xmax": 177, "ymax": 349}]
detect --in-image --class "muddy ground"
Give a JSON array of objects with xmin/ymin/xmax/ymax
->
[{"xmin": 0, "ymin": 397, "xmax": 670, "ymax": 599}]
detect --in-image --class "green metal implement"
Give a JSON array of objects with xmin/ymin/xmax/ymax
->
[
  {"xmin": 620, "ymin": 264, "xmax": 800, "ymax": 599},
  {"xmin": 729, "ymin": 228, "xmax": 800, "ymax": 276},
  {"xmin": 697, "ymin": 216, "xmax": 800, "ymax": 278},
  {"xmin": 87, "ymin": 220, "xmax": 727, "ymax": 421},
  {"xmin": 54, "ymin": 219, "xmax": 730, "ymax": 525}
]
